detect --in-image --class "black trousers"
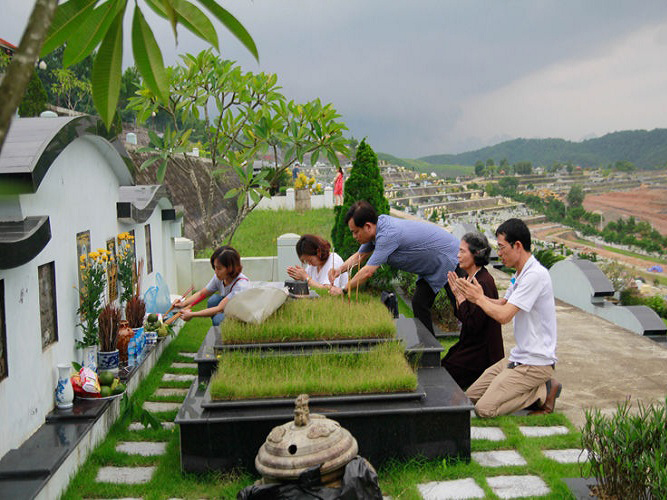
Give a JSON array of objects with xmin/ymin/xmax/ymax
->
[{"xmin": 412, "ymin": 278, "xmax": 436, "ymax": 335}]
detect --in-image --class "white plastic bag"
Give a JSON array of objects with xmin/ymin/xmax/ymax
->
[{"xmin": 224, "ymin": 286, "xmax": 288, "ymax": 324}]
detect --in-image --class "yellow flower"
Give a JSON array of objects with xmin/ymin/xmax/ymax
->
[
  {"xmin": 88, "ymin": 251, "xmax": 100, "ymax": 259},
  {"xmin": 96, "ymin": 248, "xmax": 106, "ymax": 254},
  {"xmin": 80, "ymin": 265, "xmax": 86, "ymax": 270},
  {"xmin": 101, "ymin": 254, "xmax": 108, "ymax": 262},
  {"xmin": 79, "ymin": 255, "xmax": 86, "ymax": 263}
]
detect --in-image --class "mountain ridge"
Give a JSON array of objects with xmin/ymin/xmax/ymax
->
[{"xmin": 415, "ymin": 128, "xmax": 667, "ymax": 169}]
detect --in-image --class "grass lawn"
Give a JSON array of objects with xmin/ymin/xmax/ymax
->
[
  {"xmin": 210, "ymin": 342, "xmax": 417, "ymax": 400},
  {"xmin": 222, "ymin": 294, "xmax": 395, "ymax": 343},
  {"xmin": 197, "ymin": 207, "xmax": 337, "ymax": 258}
]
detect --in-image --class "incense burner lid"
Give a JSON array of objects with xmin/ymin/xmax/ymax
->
[{"xmin": 255, "ymin": 394, "xmax": 358, "ymax": 481}]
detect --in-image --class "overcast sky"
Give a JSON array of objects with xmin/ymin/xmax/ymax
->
[{"xmin": 4, "ymin": 1, "xmax": 667, "ymax": 157}]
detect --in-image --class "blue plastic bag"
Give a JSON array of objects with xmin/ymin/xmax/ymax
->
[{"xmin": 144, "ymin": 273, "xmax": 171, "ymax": 314}]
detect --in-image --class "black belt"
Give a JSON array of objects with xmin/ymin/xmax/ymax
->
[{"xmin": 508, "ymin": 361, "xmax": 555, "ymax": 369}]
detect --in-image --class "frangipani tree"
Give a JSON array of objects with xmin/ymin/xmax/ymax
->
[
  {"xmin": 0, "ymin": 0, "xmax": 257, "ymax": 154},
  {"xmin": 131, "ymin": 49, "xmax": 349, "ymax": 245}
]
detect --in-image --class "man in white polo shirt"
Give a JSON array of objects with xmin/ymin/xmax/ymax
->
[{"xmin": 451, "ymin": 218, "xmax": 560, "ymax": 417}]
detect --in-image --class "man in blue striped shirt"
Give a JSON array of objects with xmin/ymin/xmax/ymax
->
[{"xmin": 329, "ymin": 200, "xmax": 459, "ymax": 334}]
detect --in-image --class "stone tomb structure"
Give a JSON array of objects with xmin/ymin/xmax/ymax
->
[{"xmin": 176, "ymin": 316, "xmax": 473, "ymax": 474}]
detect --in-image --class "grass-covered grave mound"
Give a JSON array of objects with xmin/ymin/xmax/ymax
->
[
  {"xmin": 209, "ymin": 342, "xmax": 417, "ymax": 400},
  {"xmin": 221, "ymin": 293, "xmax": 396, "ymax": 344}
]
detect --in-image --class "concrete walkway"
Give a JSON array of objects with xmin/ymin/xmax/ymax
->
[{"xmin": 488, "ymin": 266, "xmax": 667, "ymax": 429}]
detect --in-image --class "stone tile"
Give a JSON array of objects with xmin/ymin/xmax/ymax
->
[
  {"xmin": 178, "ymin": 352, "xmax": 196, "ymax": 358},
  {"xmin": 162, "ymin": 373, "xmax": 196, "ymax": 382},
  {"xmin": 471, "ymin": 450, "xmax": 527, "ymax": 467},
  {"xmin": 518, "ymin": 425, "xmax": 569, "ymax": 437},
  {"xmin": 171, "ymin": 362, "xmax": 197, "ymax": 369},
  {"xmin": 128, "ymin": 421, "xmax": 175, "ymax": 431},
  {"xmin": 418, "ymin": 478, "xmax": 485, "ymax": 499},
  {"xmin": 116, "ymin": 441, "xmax": 168, "ymax": 456},
  {"xmin": 142, "ymin": 401, "xmax": 181, "ymax": 412},
  {"xmin": 543, "ymin": 448, "xmax": 590, "ymax": 463},
  {"xmin": 471, "ymin": 427, "xmax": 506, "ymax": 441},
  {"xmin": 154, "ymin": 388, "xmax": 189, "ymax": 397},
  {"xmin": 487, "ymin": 475, "xmax": 550, "ymax": 498},
  {"xmin": 96, "ymin": 466, "xmax": 156, "ymax": 484}
]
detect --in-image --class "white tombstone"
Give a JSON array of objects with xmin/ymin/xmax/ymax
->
[
  {"xmin": 277, "ymin": 233, "xmax": 301, "ymax": 282},
  {"xmin": 126, "ymin": 132, "xmax": 137, "ymax": 145}
]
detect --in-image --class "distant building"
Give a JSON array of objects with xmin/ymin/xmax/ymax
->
[{"xmin": 0, "ymin": 38, "xmax": 16, "ymax": 58}]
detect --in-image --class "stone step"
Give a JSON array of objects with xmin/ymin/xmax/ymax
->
[
  {"xmin": 470, "ymin": 426, "xmax": 506, "ymax": 441},
  {"xmin": 472, "ymin": 450, "xmax": 527, "ymax": 467},
  {"xmin": 95, "ymin": 466, "xmax": 156, "ymax": 484},
  {"xmin": 153, "ymin": 388, "xmax": 189, "ymax": 397},
  {"xmin": 142, "ymin": 401, "xmax": 181, "ymax": 413},
  {"xmin": 178, "ymin": 352, "xmax": 196, "ymax": 358},
  {"xmin": 171, "ymin": 362, "xmax": 197, "ymax": 369},
  {"xmin": 543, "ymin": 448, "xmax": 590, "ymax": 463},
  {"xmin": 128, "ymin": 421, "xmax": 175, "ymax": 431},
  {"xmin": 418, "ymin": 478, "xmax": 485, "ymax": 499},
  {"xmin": 519, "ymin": 425, "xmax": 570, "ymax": 437},
  {"xmin": 116, "ymin": 441, "xmax": 168, "ymax": 456},
  {"xmin": 162, "ymin": 373, "xmax": 196, "ymax": 382},
  {"xmin": 486, "ymin": 475, "xmax": 550, "ymax": 497}
]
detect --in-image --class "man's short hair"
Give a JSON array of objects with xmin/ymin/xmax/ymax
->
[
  {"xmin": 344, "ymin": 200, "xmax": 378, "ymax": 227},
  {"xmin": 496, "ymin": 218, "xmax": 531, "ymax": 252}
]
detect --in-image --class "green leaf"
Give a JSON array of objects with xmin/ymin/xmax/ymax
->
[
  {"xmin": 311, "ymin": 149, "xmax": 319, "ymax": 166},
  {"xmin": 248, "ymin": 189, "xmax": 260, "ymax": 204},
  {"xmin": 224, "ymin": 188, "xmax": 239, "ymax": 199},
  {"xmin": 71, "ymin": 361, "xmax": 82, "ymax": 372},
  {"xmin": 236, "ymin": 193, "xmax": 245, "ymax": 211},
  {"xmin": 92, "ymin": 10, "xmax": 124, "ymax": 128},
  {"xmin": 41, "ymin": 0, "xmax": 97, "ymax": 57},
  {"xmin": 157, "ymin": 159, "xmax": 168, "ymax": 182},
  {"xmin": 140, "ymin": 156, "xmax": 162, "ymax": 171},
  {"xmin": 132, "ymin": 5, "xmax": 168, "ymax": 102},
  {"xmin": 172, "ymin": 0, "xmax": 219, "ymax": 50},
  {"xmin": 144, "ymin": 0, "xmax": 179, "ymax": 40},
  {"xmin": 197, "ymin": 0, "xmax": 258, "ymax": 61},
  {"xmin": 63, "ymin": 1, "xmax": 126, "ymax": 67}
]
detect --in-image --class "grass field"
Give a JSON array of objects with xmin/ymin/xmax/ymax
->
[{"xmin": 198, "ymin": 208, "xmax": 336, "ymax": 258}]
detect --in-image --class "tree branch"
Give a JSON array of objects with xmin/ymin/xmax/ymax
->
[{"xmin": 0, "ymin": 0, "xmax": 58, "ymax": 153}]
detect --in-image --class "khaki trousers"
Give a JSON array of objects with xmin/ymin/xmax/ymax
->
[{"xmin": 465, "ymin": 357, "xmax": 553, "ymax": 418}]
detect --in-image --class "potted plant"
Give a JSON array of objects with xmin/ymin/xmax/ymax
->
[
  {"xmin": 573, "ymin": 397, "xmax": 667, "ymax": 498},
  {"xmin": 97, "ymin": 303, "xmax": 120, "ymax": 376},
  {"xmin": 293, "ymin": 172, "xmax": 313, "ymax": 211},
  {"xmin": 76, "ymin": 249, "xmax": 110, "ymax": 370}
]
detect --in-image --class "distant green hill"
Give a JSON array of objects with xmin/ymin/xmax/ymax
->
[
  {"xmin": 417, "ymin": 129, "xmax": 667, "ymax": 169},
  {"xmin": 376, "ymin": 152, "xmax": 473, "ymax": 177}
]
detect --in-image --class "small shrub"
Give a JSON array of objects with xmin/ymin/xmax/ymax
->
[
  {"xmin": 533, "ymin": 248, "xmax": 565, "ymax": 269},
  {"xmin": 581, "ymin": 398, "xmax": 667, "ymax": 499},
  {"xmin": 396, "ymin": 271, "xmax": 458, "ymax": 331}
]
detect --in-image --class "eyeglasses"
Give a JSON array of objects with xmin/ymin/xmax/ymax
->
[{"xmin": 497, "ymin": 242, "xmax": 514, "ymax": 253}]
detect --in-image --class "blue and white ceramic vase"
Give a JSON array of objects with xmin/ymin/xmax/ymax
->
[
  {"xmin": 55, "ymin": 363, "xmax": 74, "ymax": 409},
  {"xmin": 97, "ymin": 349, "xmax": 119, "ymax": 377},
  {"xmin": 81, "ymin": 345, "xmax": 97, "ymax": 372}
]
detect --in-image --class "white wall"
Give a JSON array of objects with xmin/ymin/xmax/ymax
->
[
  {"xmin": 252, "ymin": 187, "xmax": 334, "ymax": 210},
  {"xmin": 0, "ymin": 136, "xmax": 180, "ymax": 457}
]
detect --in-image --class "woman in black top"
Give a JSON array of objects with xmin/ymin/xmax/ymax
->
[{"xmin": 443, "ymin": 232, "xmax": 504, "ymax": 389}]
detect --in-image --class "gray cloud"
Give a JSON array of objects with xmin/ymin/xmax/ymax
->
[{"xmin": 4, "ymin": 0, "xmax": 667, "ymax": 157}]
